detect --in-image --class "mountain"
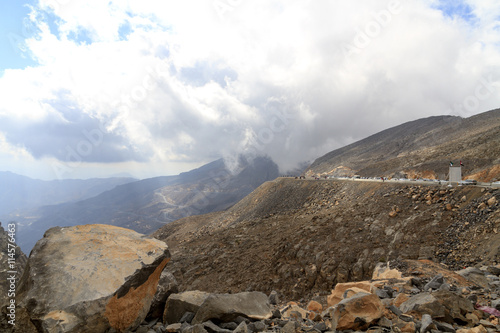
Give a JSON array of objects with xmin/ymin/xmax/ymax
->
[
  {"xmin": 306, "ymin": 108, "xmax": 500, "ymax": 181},
  {"xmin": 15, "ymin": 156, "xmax": 279, "ymax": 252},
  {"xmin": 0, "ymin": 172, "xmax": 136, "ymax": 218}
]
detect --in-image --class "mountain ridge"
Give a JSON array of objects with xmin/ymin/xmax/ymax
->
[
  {"xmin": 306, "ymin": 108, "xmax": 500, "ymax": 181},
  {"xmin": 13, "ymin": 156, "xmax": 279, "ymax": 252}
]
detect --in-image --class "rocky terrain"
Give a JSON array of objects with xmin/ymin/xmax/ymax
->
[
  {"xmin": 3, "ymin": 222, "xmax": 500, "ymax": 333},
  {"xmin": 153, "ymin": 178, "xmax": 499, "ymax": 300},
  {"xmin": 306, "ymin": 109, "xmax": 500, "ymax": 181}
]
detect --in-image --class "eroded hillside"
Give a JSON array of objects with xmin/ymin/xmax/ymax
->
[{"xmin": 154, "ymin": 178, "xmax": 499, "ymax": 300}]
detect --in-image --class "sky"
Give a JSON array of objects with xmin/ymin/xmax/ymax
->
[{"xmin": 0, "ymin": 0, "xmax": 499, "ymax": 180}]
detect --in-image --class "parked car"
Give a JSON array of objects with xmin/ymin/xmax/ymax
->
[{"xmin": 460, "ymin": 179, "xmax": 477, "ymax": 185}]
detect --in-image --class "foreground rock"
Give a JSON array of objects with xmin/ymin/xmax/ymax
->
[
  {"xmin": 163, "ymin": 291, "xmax": 211, "ymax": 324},
  {"xmin": 12, "ymin": 224, "xmax": 170, "ymax": 333},
  {"xmin": 330, "ymin": 292, "xmax": 384, "ymax": 331},
  {"xmin": 191, "ymin": 292, "xmax": 273, "ymax": 324},
  {"xmin": 130, "ymin": 260, "xmax": 500, "ymax": 333}
]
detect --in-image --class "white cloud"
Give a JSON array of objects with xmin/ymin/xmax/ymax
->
[{"xmin": 0, "ymin": 0, "xmax": 499, "ymax": 179}]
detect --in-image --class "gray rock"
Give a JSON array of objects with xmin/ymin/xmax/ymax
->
[
  {"xmin": 281, "ymin": 321, "xmax": 297, "ymax": 333},
  {"xmin": 378, "ymin": 316, "xmax": 393, "ymax": 328},
  {"xmin": 424, "ymin": 274, "xmax": 445, "ymax": 291},
  {"xmin": 375, "ymin": 288, "xmax": 391, "ymax": 299},
  {"xmin": 456, "ymin": 267, "xmax": 490, "ymax": 289},
  {"xmin": 202, "ymin": 320, "xmax": 232, "ymax": 333},
  {"xmin": 434, "ymin": 321, "xmax": 456, "ymax": 333},
  {"xmin": 389, "ymin": 305, "xmax": 402, "ymax": 317},
  {"xmin": 180, "ymin": 312, "xmax": 196, "ymax": 324},
  {"xmin": 148, "ymin": 271, "xmax": 179, "ymax": 320},
  {"xmin": 411, "ymin": 277, "xmax": 424, "ymax": 289},
  {"xmin": 192, "ymin": 292, "xmax": 272, "ymax": 324},
  {"xmin": 420, "ymin": 314, "xmax": 433, "ymax": 332},
  {"xmin": 313, "ymin": 321, "xmax": 327, "ymax": 332},
  {"xmin": 181, "ymin": 324, "xmax": 208, "ymax": 333},
  {"xmin": 432, "ymin": 290, "xmax": 474, "ymax": 324},
  {"xmin": 233, "ymin": 322, "xmax": 248, "ymax": 333},
  {"xmin": 399, "ymin": 293, "xmax": 446, "ymax": 319},
  {"xmin": 164, "ymin": 291, "xmax": 211, "ymax": 325},
  {"xmin": 487, "ymin": 266, "xmax": 500, "ymax": 276},
  {"xmin": 491, "ymin": 299, "xmax": 500, "ymax": 310},
  {"xmin": 247, "ymin": 321, "xmax": 266, "ymax": 332},
  {"xmin": 219, "ymin": 322, "xmax": 238, "ymax": 330},
  {"xmin": 14, "ymin": 224, "xmax": 170, "ymax": 333},
  {"xmin": 136, "ymin": 327, "xmax": 150, "ymax": 333},
  {"xmin": 269, "ymin": 291, "xmax": 280, "ymax": 305}
]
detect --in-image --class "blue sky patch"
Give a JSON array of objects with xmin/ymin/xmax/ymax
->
[{"xmin": 434, "ymin": 0, "xmax": 476, "ymax": 23}]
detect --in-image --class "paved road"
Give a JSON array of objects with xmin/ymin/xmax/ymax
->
[{"xmin": 286, "ymin": 176, "xmax": 498, "ymax": 189}]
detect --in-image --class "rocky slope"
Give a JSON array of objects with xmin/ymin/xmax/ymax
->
[
  {"xmin": 153, "ymin": 178, "xmax": 499, "ymax": 301},
  {"xmin": 305, "ymin": 108, "xmax": 500, "ymax": 181},
  {"xmin": 4, "ymin": 220, "xmax": 500, "ymax": 333}
]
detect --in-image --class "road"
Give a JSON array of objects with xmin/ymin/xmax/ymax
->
[{"xmin": 285, "ymin": 176, "xmax": 498, "ymax": 188}]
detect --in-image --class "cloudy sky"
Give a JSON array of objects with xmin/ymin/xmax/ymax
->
[{"xmin": 0, "ymin": 0, "xmax": 499, "ymax": 180}]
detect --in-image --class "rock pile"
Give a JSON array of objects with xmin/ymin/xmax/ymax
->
[{"xmin": 129, "ymin": 261, "xmax": 500, "ymax": 333}]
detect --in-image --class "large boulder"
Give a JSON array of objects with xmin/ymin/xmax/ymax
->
[
  {"xmin": 163, "ymin": 291, "xmax": 211, "ymax": 324},
  {"xmin": 192, "ymin": 292, "xmax": 273, "ymax": 324},
  {"xmin": 399, "ymin": 290, "xmax": 474, "ymax": 324},
  {"xmin": 456, "ymin": 267, "xmax": 490, "ymax": 289},
  {"xmin": 15, "ymin": 224, "xmax": 170, "ymax": 333},
  {"xmin": 399, "ymin": 292, "xmax": 446, "ymax": 318},
  {"xmin": 329, "ymin": 292, "xmax": 384, "ymax": 331}
]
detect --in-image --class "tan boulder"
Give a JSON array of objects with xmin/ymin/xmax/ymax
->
[
  {"xmin": 330, "ymin": 292, "xmax": 384, "ymax": 331},
  {"xmin": 487, "ymin": 196, "xmax": 497, "ymax": 206},
  {"xmin": 399, "ymin": 321, "xmax": 416, "ymax": 333},
  {"xmin": 14, "ymin": 224, "xmax": 170, "ymax": 333},
  {"xmin": 282, "ymin": 304, "xmax": 309, "ymax": 320},
  {"xmin": 327, "ymin": 281, "xmax": 373, "ymax": 307},
  {"xmin": 307, "ymin": 300, "xmax": 322, "ymax": 313}
]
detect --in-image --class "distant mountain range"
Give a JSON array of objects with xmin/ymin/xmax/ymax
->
[
  {"xmin": 306, "ymin": 108, "xmax": 500, "ymax": 181},
  {"xmin": 6, "ymin": 156, "xmax": 279, "ymax": 252},
  {"xmin": 0, "ymin": 172, "xmax": 136, "ymax": 218}
]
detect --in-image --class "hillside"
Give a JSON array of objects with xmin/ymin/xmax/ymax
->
[
  {"xmin": 15, "ymin": 156, "xmax": 279, "ymax": 252},
  {"xmin": 153, "ymin": 177, "xmax": 499, "ymax": 300},
  {"xmin": 306, "ymin": 108, "xmax": 500, "ymax": 181}
]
